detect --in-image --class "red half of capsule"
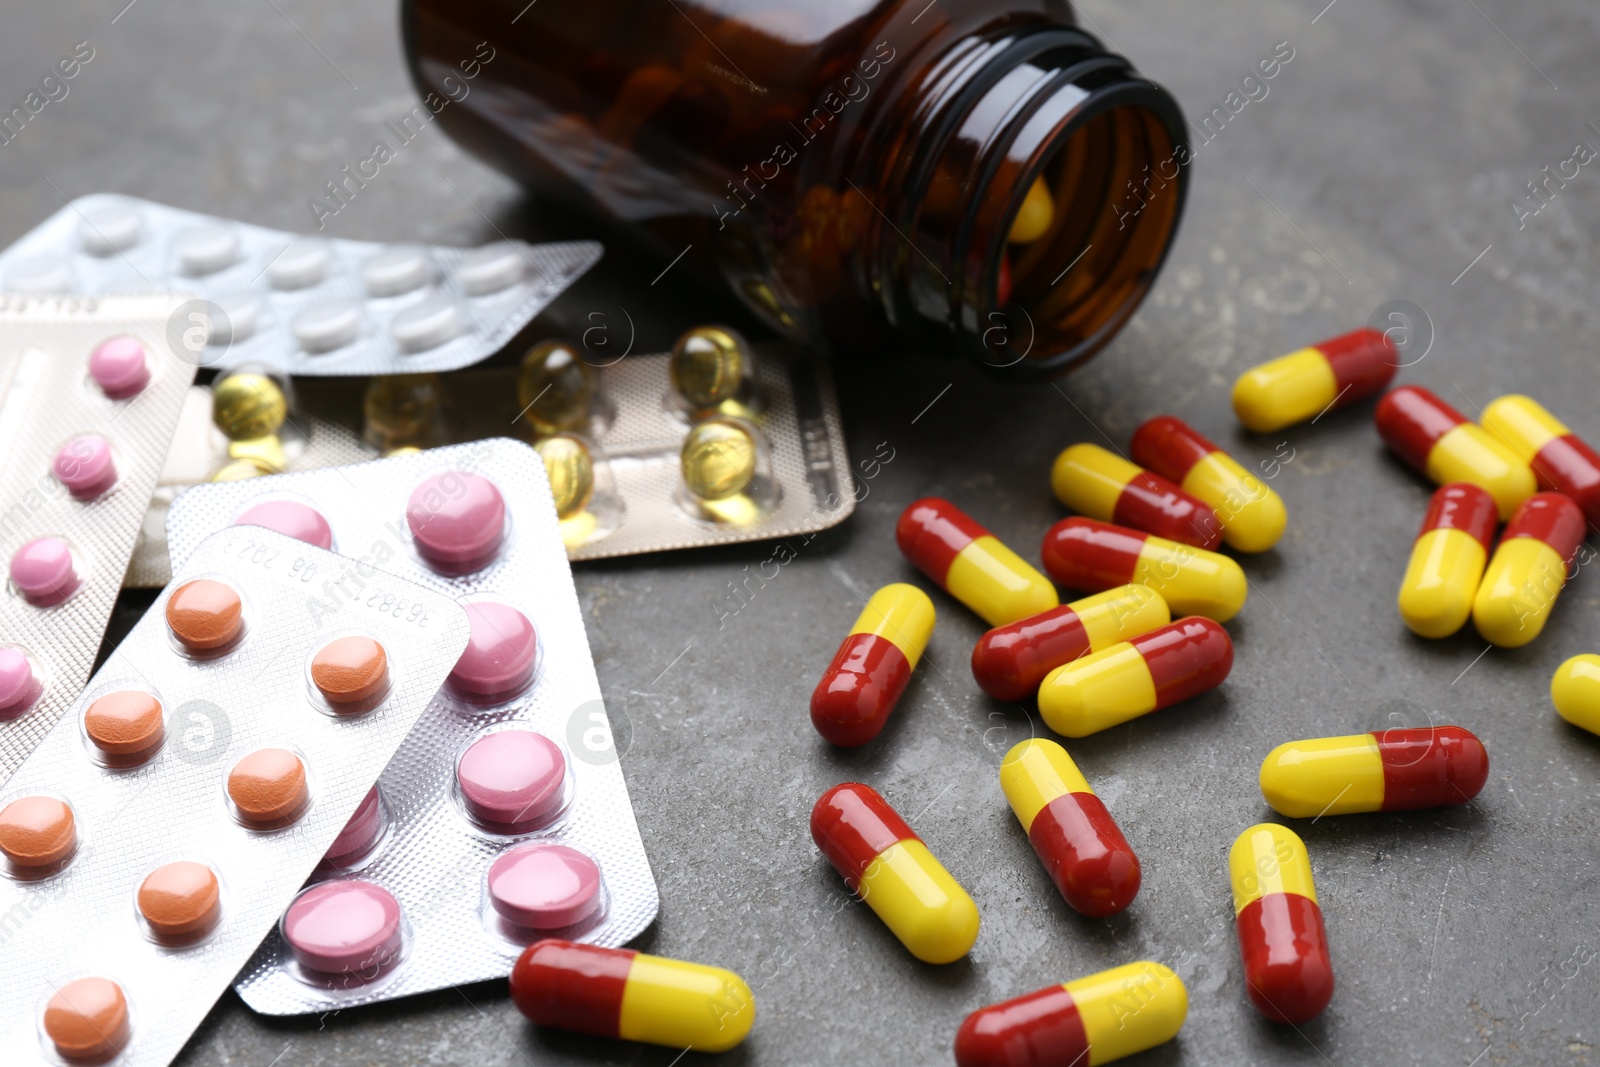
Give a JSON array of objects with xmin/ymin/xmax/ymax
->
[
  {"xmin": 1417, "ymin": 483, "xmax": 1497, "ymax": 549},
  {"xmin": 1502, "ymin": 491, "xmax": 1586, "ymax": 557},
  {"xmin": 1030, "ymin": 793, "xmax": 1141, "ymax": 917},
  {"xmin": 1531, "ymin": 434, "xmax": 1600, "ymax": 528},
  {"xmin": 1374, "ymin": 726, "xmax": 1490, "ymax": 811},
  {"xmin": 811, "ymin": 634, "xmax": 910, "ymax": 746},
  {"xmin": 1317, "ymin": 327, "xmax": 1398, "ymax": 401},
  {"xmin": 510, "ymin": 939, "xmax": 635, "ymax": 1038},
  {"xmin": 1130, "ymin": 415, "xmax": 1217, "ymax": 482},
  {"xmin": 972, "ymin": 606, "xmax": 1090, "ymax": 702},
  {"xmin": 895, "ymin": 497, "xmax": 984, "ymax": 581},
  {"xmin": 955, "ymin": 984, "xmax": 1086, "ymax": 1067},
  {"xmin": 810, "ymin": 783, "xmax": 914, "ymax": 890},
  {"xmin": 1111, "ymin": 469, "xmax": 1222, "ymax": 550},
  {"xmin": 1039, "ymin": 518, "xmax": 1143, "ymax": 591},
  {"xmin": 1237, "ymin": 893, "xmax": 1334, "ymax": 1025},
  {"xmin": 1134, "ymin": 617, "xmax": 1234, "ymax": 709},
  {"xmin": 1375, "ymin": 386, "xmax": 1467, "ymax": 471}
]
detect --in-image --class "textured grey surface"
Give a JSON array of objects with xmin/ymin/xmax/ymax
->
[{"xmin": 4, "ymin": 0, "xmax": 1600, "ymax": 1065}]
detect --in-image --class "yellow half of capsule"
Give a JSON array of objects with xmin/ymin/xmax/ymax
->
[
  {"xmin": 1230, "ymin": 349, "xmax": 1337, "ymax": 433},
  {"xmin": 1481, "ymin": 394, "xmax": 1566, "ymax": 459},
  {"xmin": 946, "ymin": 535, "xmax": 1059, "ymax": 627},
  {"xmin": 1065, "ymin": 961, "xmax": 1189, "ymax": 1065},
  {"xmin": 1552, "ymin": 653, "xmax": 1600, "ymax": 736},
  {"xmin": 1258, "ymin": 735, "xmax": 1385, "ymax": 818},
  {"xmin": 1426, "ymin": 424, "xmax": 1537, "ymax": 521},
  {"xmin": 1037, "ymin": 644, "xmax": 1157, "ymax": 738},
  {"xmin": 858, "ymin": 839, "xmax": 981, "ymax": 964},
  {"xmin": 1130, "ymin": 538, "xmax": 1248, "ymax": 622},
  {"xmin": 1181, "ymin": 453, "xmax": 1287, "ymax": 553},
  {"xmin": 617, "ymin": 954, "xmax": 756, "ymax": 1052},
  {"xmin": 1051, "ymin": 443, "xmax": 1139, "ymax": 519},
  {"xmin": 999, "ymin": 738, "xmax": 1093, "ymax": 832},
  {"xmin": 1473, "ymin": 537, "xmax": 1566, "ymax": 648},
  {"xmin": 1397, "ymin": 527, "xmax": 1488, "ymax": 639},
  {"xmin": 1009, "ymin": 176, "xmax": 1055, "ymax": 244},
  {"xmin": 1073, "ymin": 583, "xmax": 1171, "ymax": 651},
  {"xmin": 848, "ymin": 583, "xmax": 936, "ymax": 669},
  {"xmin": 1228, "ymin": 823, "xmax": 1318, "ymax": 914}
]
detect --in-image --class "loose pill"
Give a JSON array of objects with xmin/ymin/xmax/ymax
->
[
  {"xmin": 137, "ymin": 860, "xmax": 222, "ymax": 938},
  {"xmin": 810, "ymin": 583, "xmax": 935, "ymax": 746},
  {"xmin": 1038, "ymin": 616, "xmax": 1232, "ymax": 738},
  {"xmin": 1229, "ymin": 823, "xmax": 1334, "ymax": 1024},
  {"xmin": 1396, "ymin": 483, "xmax": 1498, "ymax": 638},
  {"xmin": 811, "ymin": 782, "xmax": 979, "ymax": 963},
  {"xmin": 234, "ymin": 499, "xmax": 334, "ymax": 549},
  {"xmin": 955, "ymin": 961, "xmax": 1187, "ymax": 1067},
  {"xmin": 83, "ymin": 689, "xmax": 165, "ymax": 762},
  {"xmin": 1482, "ymin": 394, "xmax": 1600, "ymax": 531},
  {"xmin": 1130, "ymin": 415, "xmax": 1288, "ymax": 552},
  {"xmin": 1000, "ymin": 739, "xmax": 1140, "ymax": 916},
  {"xmin": 0, "ymin": 647, "xmax": 44, "ymax": 720},
  {"xmin": 1041, "ymin": 517, "xmax": 1247, "ymax": 622},
  {"xmin": 1553, "ymin": 654, "xmax": 1600, "ymax": 735},
  {"xmin": 42, "ymin": 976, "xmax": 130, "ymax": 1062},
  {"xmin": 10, "ymin": 536, "xmax": 81, "ymax": 606},
  {"xmin": 1259, "ymin": 726, "xmax": 1489, "ymax": 817},
  {"xmin": 1051, "ymin": 443, "xmax": 1223, "ymax": 550},
  {"xmin": 971, "ymin": 584, "xmax": 1169, "ymax": 702},
  {"xmin": 517, "ymin": 340, "xmax": 594, "ymax": 436},
  {"xmin": 88, "ymin": 336, "xmax": 151, "ymax": 399},
  {"xmin": 227, "ymin": 747, "xmax": 310, "ymax": 827},
  {"xmin": 448, "ymin": 602, "xmax": 538, "ymax": 701},
  {"xmin": 680, "ymin": 418, "xmax": 757, "ymax": 501},
  {"xmin": 283, "ymin": 880, "xmax": 404, "ymax": 975},
  {"xmin": 1376, "ymin": 385, "xmax": 1536, "ymax": 520},
  {"xmin": 165, "ymin": 578, "xmax": 244, "ymax": 652},
  {"xmin": 1008, "ymin": 175, "xmax": 1055, "ymax": 244},
  {"xmin": 212, "ymin": 372, "xmax": 288, "ymax": 441},
  {"xmin": 897, "ymin": 498, "xmax": 1058, "ymax": 627},
  {"xmin": 1232, "ymin": 328, "xmax": 1397, "ymax": 432},
  {"xmin": 510, "ymin": 939, "xmax": 756, "ymax": 1052},
  {"xmin": 53, "ymin": 434, "xmax": 117, "ymax": 500},
  {"xmin": 487, "ymin": 843, "xmax": 604, "ymax": 929},
  {"xmin": 0, "ymin": 795, "xmax": 76, "ymax": 869},
  {"xmin": 457, "ymin": 730, "xmax": 567, "ymax": 832},
  {"xmin": 670, "ymin": 325, "xmax": 749, "ymax": 410},
  {"xmin": 1472, "ymin": 492, "xmax": 1584, "ymax": 647},
  {"xmin": 406, "ymin": 470, "xmax": 507, "ymax": 567},
  {"xmin": 310, "ymin": 636, "xmax": 390, "ymax": 708},
  {"xmin": 323, "ymin": 785, "xmax": 385, "ymax": 869},
  {"xmin": 534, "ymin": 434, "xmax": 595, "ymax": 519}
]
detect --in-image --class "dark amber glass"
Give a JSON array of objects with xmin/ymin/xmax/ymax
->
[{"xmin": 402, "ymin": 0, "xmax": 1188, "ymax": 377}]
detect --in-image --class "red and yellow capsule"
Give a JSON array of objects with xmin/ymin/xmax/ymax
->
[
  {"xmin": 1472, "ymin": 492, "xmax": 1585, "ymax": 648},
  {"xmin": 1000, "ymin": 739, "xmax": 1140, "ymax": 916},
  {"xmin": 1229, "ymin": 823, "xmax": 1334, "ymax": 1025},
  {"xmin": 1050, "ymin": 443, "xmax": 1222, "ymax": 550},
  {"xmin": 897, "ymin": 498, "xmax": 1058, "ymax": 627},
  {"xmin": 1375, "ymin": 385, "xmax": 1536, "ymax": 520},
  {"xmin": 1041, "ymin": 517, "xmax": 1246, "ymax": 623},
  {"xmin": 1037, "ymin": 616, "xmax": 1232, "ymax": 738},
  {"xmin": 509, "ymin": 940, "xmax": 755, "ymax": 1052},
  {"xmin": 1396, "ymin": 483, "xmax": 1499, "ymax": 638},
  {"xmin": 810, "ymin": 584, "xmax": 935, "ymax": 746},
  {"xmin": 954, "ymin": 961, "xmax": 1187, "ymax": 1067},
  {"xmin": 1482, "ymin": 394, "xmax": 1600, "ymax": 531},
  {"xmin": 810, "ymin": 782, "xmax": 980, "ymax": 963},
  {"xmin": 1130, "ymin": 416, "xmax": 1287, "ymax": 553},
  {"xmin": 1259, "ymin": 726, "xmax": 1489, "ymax": 817},
  {"xmin": 1231, "ymin": 328, "xmax": 1398, "ymax": 433},
  {"xmin": 1552, "ymin": 654, "xmax": 1600, "ymax": 736},
  {"xmin": 971, "ymin": 584, "xmax": 1170, "ymax": 702}
]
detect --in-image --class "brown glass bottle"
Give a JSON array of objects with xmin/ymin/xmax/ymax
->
[{"xmin": 402, "ymin": 0, "xmax": 1188, "ymax": 377}]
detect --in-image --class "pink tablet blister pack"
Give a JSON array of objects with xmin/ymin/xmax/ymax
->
[
  {"xmin": 0, "ymin": 294, "xmax": 198, "ymax": 777},
  {"xmin": 0, "ymin": 527, "xmax": 469, "ymax": 1065},
  {"xmin": 165, "ymin": 438, "xmax": 659, "ymax": 1013}
]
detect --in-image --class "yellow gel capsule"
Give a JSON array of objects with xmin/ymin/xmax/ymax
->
[
  {"xmin": 210, "ymin": 458, "xmax": 272, "ymax": 482},
  {"xmin": 227, "ymin": 435, "xmax": 286, "ymax": 473},
  {"xmin": 618, "ymin": 954, "xmax": 755, "ymax": 1051},
  {"xmin": 1481, "ymin": 394, "xmax": 1567, "ymax": 457},
  {"xmin": 899, "ymin": 498, "xmax": 1058, "ymax": 626},
  {"xmin": 212, "ymin": 373, "xmax": 286, "ymax": 440},
  {"xmin": 1231, "ymin": 328, "xmax": 1395, "ymax": 433},
  {"xmin": 1258, "ymin": 735, "xmax": 1386, "ymax": 818},
  {"xmin": 1427, "ymin": 425, "xmax": 1536, "ymax": 521},
  {"xmin": 1471, "ymin": 493, "xmax": 1584, "ymax": 648},
  {"xmin": 535, "ymin": 433, "xmax": 595, "ymax": 519},
  {"xmin": 517, "ymin": 339, "xmax": 593, "ymax": 436},
  {"xmin": 681, "ymin": 418, "xmax": 757, "ymax": 501},
  {"xmin": 1008, "ymin": 176, "xmax": 1054, "ymax": 244},
  {"xmin": 364, "ymin": 372, "xmax": 443, "ymax": 447},
  {"xmin": 670, "ymin": 325, "xmax": 749, "ymax": 410},
  {"xmin": 1553, "ymin": 654, "xmax": 1600, "ymax": 735},
  {"xmin": 1130, "ymin": 537, "xmax": 1247, "ymax": 622}
]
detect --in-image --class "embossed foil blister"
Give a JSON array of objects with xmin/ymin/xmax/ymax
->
[
  {"xmin": 0, "ymin": 194, "xmax": 601, "ymax": 375},
  {"xmin": 0, "ymin": 528, "xmax": 469, "ymax": 1064},
  {"xmin": 166, "ymin": 438, "xmax": 659, "ymax": 1013},
  {"xmin": 0, "ymin": 294, "xmax": 197, "ymax": 777}
]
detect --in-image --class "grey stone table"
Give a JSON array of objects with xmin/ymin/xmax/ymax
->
[{"xmin": 6, "ymin": 1, "xmax": 1599, "ymax": 1064}]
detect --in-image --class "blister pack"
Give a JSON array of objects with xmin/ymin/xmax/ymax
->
[
  {"xmin": 0, "ymin": 293, "xmax": 197, "ymax": 777},
  {"xmin": 0, "ymin": 527, "xmax": 469, "ymax": 1064},
  {"xmin": 165, "ymin": 438, "xmax": 659, "ymax": 1013},
  {"xmin": 0, "ymin": 194, "xmax": 601, "ymax": 375}
]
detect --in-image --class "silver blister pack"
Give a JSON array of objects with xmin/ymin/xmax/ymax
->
[
  {"xmin": 165, "ymin": 438, "xmax": 659, "ymax": 1013},
  {"xmin": 0, "ymin": 194, "xmax": 601, "ymax": 375},
  {"xmin": 0, "ymin": 528, "xmax": 469, "ymax": 1065},
  {"xmin": 0, "ymin": 293, "xmax": 198, "ymax": 777}
]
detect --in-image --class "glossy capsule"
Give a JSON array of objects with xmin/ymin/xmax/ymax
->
[
  {"xmin": 811, "ymin": 782, "xmax": 980, "ymax": 963},
  {"xmin": 1041, "ymin": 517, "xmax": 1247, "ymax": 622},
  {"xmin": 1552, "ymin": 654, "xmax": 1600, "ymax": 736},
  {"xmin": 509, "ymin": 940, "xmax": 755, "ymax": 1052},
  {"xmin": 1130, "ymin": 416, "xmax": 1287, "ymax": 552},
  {"xmin": 971, "ymin": 584, "xmax": 1169, "ymax": 702},
  {"xmin": 811, "ymin": 584, "xmax": 935, "ymax": 746},
  {"xmin": 1259, "ymin": 726, "xmax": 1489, "ymax": 817},
  {"xmin": 1472, "ymin": 492, "xmax": 1585, "ymax": 647},
  {"xmin": 954, "ymin": 962, "xmax": 1187, "ymax": 1067},
  {"xmin": 897, "ymin": 498, "xmax": 1058, "ymax": 626},
  {"xmin": 1231, "ymin": 328, "xmax": 1397, "ymax": 432},
  {"xmin": 1482, "ymin": 395, "xmax": 1600, "ymax": 530},
  {"xmin": 1229, "ymin": 823, "xmax": 1334, "ymax": 1024},
  {"xmin": 1037, "ymin": 616, "xmax": 1232, "ymax": 738},
  {"xmin": 1000, "ymin": 739, "xmax": 1140, "ymax": 916},
  {"xmin": 1376, "ymin": 385, "xmax": 1536, "ymax": 520},
  {"xmin": 1051, "ymin": 443, "xmax": 1222, "ymax": 549},
  {"xmin": 1397, "ymin": 483, "xmax": 1499, "ymax": 638}
]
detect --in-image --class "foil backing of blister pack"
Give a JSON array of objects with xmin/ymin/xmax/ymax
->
[
  {"xmin": 0, "ymin": 528, "xmax": 469, "ymax": 1065},
  {"xmin": 0, "ymin": 194, "xmax": 601, "ymax": 375},
  {"xmin": 0, "ymin": 294, "xmax": 197, "ymax": 777},
  {"xmin": 165, "ymin": 438, "xmax": 659, "ymax": 1013}
]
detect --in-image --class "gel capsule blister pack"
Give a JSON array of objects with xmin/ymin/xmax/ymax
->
[
  {"xmin": 165, "ymin": 438, "xmax": 659, "ymax": 1013},
  {"xmin": 0, "ymin": 527, "xmax": 469, "ymax": 1065},
  {"xmin": 0, "ymin": 194, "xmax": 602, "ymax": 375},
  {"xmin": 0, "ymin": 294, "xmax": 198, "ymax": 777}
]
